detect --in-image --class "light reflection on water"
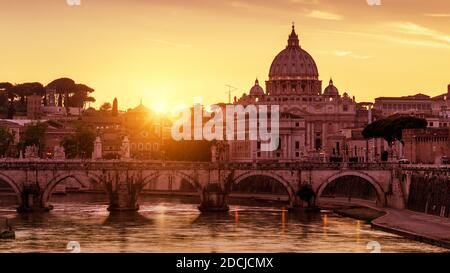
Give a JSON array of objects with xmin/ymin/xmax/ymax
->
[{"xmin": 0, "ymin": 194, "xmax": 446, "ymax": 253}]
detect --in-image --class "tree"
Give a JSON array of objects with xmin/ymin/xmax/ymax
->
[
  {"xmin": 13, "ymin": 82, "xmax": 45, "ymax": 105},
  {"xmin": 1, "ymin": 82, "xmax": 16, "ymax": 118},
  {"xmin": 69, "ymin": 84, "xmax": 95, "ymax": 108},
  {"xmin": 46, "ymin": 78, "xmax": 76, "ymax": 107},
  {"xmin": 12, "ymin": 82, "xmax": 45, "ymax": 113},
  {"xmin": 61, "ymin": 124, "xmax": 96, "ymax": 159},
  {"xmin": 85, "ymin": 96, "xmax": 96, "ymax": 103},
  {"xmin": 0, "ymin": 126, "xmax": 14, "ymax": 157},
  {"xmin": 61, "ymin": 137, "xmax": 78, "ymax": 159},
  {"xmin": 112, "ymin": 98, "xmax": 118, "ymax": 117},
  {"xmin": 7, "ymin": 101, "xmax": 15, "ymax": 119},
  {"xmin": 296, "ymin": 184, "xmax": 316, "ymax": 208},
  {"xmin": 0, "ymin": 82, "xmax": 13, "ymax": 109},
  {"xmin": 19, "ymin": 122, "xmax": 47, "ymax": 157},
  {"xmin": 100, "ymin": 102, "xmax": 112, "ymax": 112},
  {"xmin": 362, "ymin": 115, "xmax": 428, "ymax": 144}
]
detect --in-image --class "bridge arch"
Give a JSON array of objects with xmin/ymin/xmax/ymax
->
[
  {"xmin": 142, "ymin": 171, "xmax": 200, "ymax": 192},
  {"xmin": 0, "ymin": 172, "xmax": 22, "ymax": 205},
  {"xmin": 232, "ymin": 171, "xmax": 296, "ymax": 206},
  {"xmin": 317, "ymin": 171, "xmax": 386, "ymax": 206},
  {"xmin": 42, "ymin": 172, "xmax": 105, "ymax": 205}
]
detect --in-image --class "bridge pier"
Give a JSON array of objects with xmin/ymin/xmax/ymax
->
[
  {"xmin": 17, "ymin": 185, "xmax": 53, "ymax": 213},
  {"xmin": 288, "ymin": 195, "xmax": 318, "ymax": 211},
  {"xmin": 198, "ymin": 183, "xmax": 229, "ymax": 212},
  {"xmin": 105, "ymin": 172, "xmax": 143, "ymax": 212}
]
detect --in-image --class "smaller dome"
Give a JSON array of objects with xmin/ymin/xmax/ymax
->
[
  {"xmin": 249, "ymin": 78, "xmax": 265, "ymax": 96},
  {"xmin": 323, "ymin": 78, "xmax": 339, "ymax": 97}
]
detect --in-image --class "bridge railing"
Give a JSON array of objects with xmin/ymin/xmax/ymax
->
[
  {"xmin": 0, "ymin": 158, "xmax": 448, "ymax": 171},
  {"xmin": 217, "ymin": 162, "xmax": 400, "ymax": 170}
]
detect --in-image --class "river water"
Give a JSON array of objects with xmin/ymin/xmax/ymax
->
[{"xmin": 0, "ymin": 194, "xmax": 445, "ymax": 253}]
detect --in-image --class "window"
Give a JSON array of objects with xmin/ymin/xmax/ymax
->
[
  {"xmin": 343, "ymin": 105, "xmax": 348, "ymax": 112},
  {"xmin": 153, "ymin": 143, "xmax": 159, "ymax": 151},
  {"xmin": 295, "ymin": 152, "xmax": 300, "ymax": 157},
  {"xmin": 257, "ymin": 152, "xmax": 261, "ymax": 158},
  {"xmin": 295, "ymin": 141, "xmax": 300, "ymax": 150},
  {"xmin": 138, "ymin": 143, "xmax": 144, "ymax": 151},
  {"xmin": 146, "ymin": 143, "xmax": 151, "ymax": 150},
  {"xmin": 257, "ymin": 142, "xmax": 261, "ymax": 150},
  {"xmin": 295, "ymin": 122, "xmax": 300, "ymax": 127}
]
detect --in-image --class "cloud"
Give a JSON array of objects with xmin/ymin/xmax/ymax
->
[
  {"xmin": 334, "ymin": 50, "xmax": 352, "ymax": 57},
  {"xmin": 317, "ymin": 28, "xmax": 450, "ymax": 50},
  {"xmin": 424, "ymin": 13, "xmax": 450, "ymax": 18},
  {"xmin": 229, "ymin": 1, "xmax": 254, "ymax": 9},
  {"xmin": 151, "ymin": 39, "xmax": 192, "ymax": 48},
  {"xmin": 306, "ymin": 10, "xmax": 343, "ymax": 21},
  {"xmin": 389, "ymin": 22, "xmax": 450, "ymax": 44},
  {"xmin": 333, "ymin": 50, "xmax": 373, "ymax": 59}
]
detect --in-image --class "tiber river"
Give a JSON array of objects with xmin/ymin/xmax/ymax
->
[{"xmin": 0, "ymin": 194, "xmax": 445, "ymax": 253}]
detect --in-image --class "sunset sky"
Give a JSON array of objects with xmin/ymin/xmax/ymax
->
[{"xmin": 0, "ymin": 0, "xmax": 449, "ymax": 111}]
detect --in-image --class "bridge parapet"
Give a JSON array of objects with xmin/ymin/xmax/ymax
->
[{"xmin": 0, "ymin": 159, "xmax": 418, "ymax": 171}]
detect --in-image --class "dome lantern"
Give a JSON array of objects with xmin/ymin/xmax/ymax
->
[{"xmin": 287, "ymin": 23, "xmax": 300, "ymax": 48}]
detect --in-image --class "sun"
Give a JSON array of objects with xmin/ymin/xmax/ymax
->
[{"xmin": 152, "ymin": 101, "xmax": 168, "ymax": 114}]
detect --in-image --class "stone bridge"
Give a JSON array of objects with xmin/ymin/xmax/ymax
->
[{"xmin": 0, "ymin": 160, "xmax": 437, "ymax": 213}]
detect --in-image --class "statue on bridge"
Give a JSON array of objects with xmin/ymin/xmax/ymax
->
[
  {"xmin": 53, "ymin": 146, "xmax": 66, "ymax": 160},
  {"xmin": 121, "ymin": 136, "xmax": 131, "ymax": 160},
  {"xmin": 24, "ymin": 145, "xmax": 39, "ymax": 159},
  {"xmin": 92, "ymin": 137, "xmax": 103, "ymax": 160},
  {"xmin": 210, "ymin": 141, "xmax": 229, "ymax": 163}
]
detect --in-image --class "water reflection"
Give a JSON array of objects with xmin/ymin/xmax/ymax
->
[{"xmin": 0, "ymin": 194, "xmax": 446, "ymax": 253}]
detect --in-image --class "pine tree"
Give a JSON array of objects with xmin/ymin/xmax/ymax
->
[{"xmin": 112, "ymin": 98, "xmax": 118, "ymax": 117}]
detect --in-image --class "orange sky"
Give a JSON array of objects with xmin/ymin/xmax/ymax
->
[{"xmin": 0, "ymin": 0, "xmax": 449, "ymax": 111}]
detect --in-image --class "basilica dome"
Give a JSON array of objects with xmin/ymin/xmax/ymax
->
[
  {"xmin": 323, "ymin": 78, "xmax": 339, "ymax": 97},
  {"xmin": 269, "ymin": 25, "xmax": 319, "ymax": 81},
  {"xmin": 249, "ymin": 79, "xmax": 265, "ymax": 96}
]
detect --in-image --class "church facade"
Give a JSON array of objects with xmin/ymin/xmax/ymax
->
[{"xmin": 228, "ymin": 25, "xmax": 370, "ymax": 162}]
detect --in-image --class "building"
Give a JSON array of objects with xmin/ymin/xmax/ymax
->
[
  {"xmin": 373, "ymin": 94, "xmax": 432, "ymax": 117},
  {"xmin": 403, "ymin": 128, "xmax": 450, "ymax": 164},
  {"xmin": 430, "ymin": 84, "xmax": 450, "ymax": 116},
  {"xmin": 228, "ymin": 24, "xmax": 369, "ymax": 162},
  {"xmin": 26, "ymin": 94, "xmax": 42, "ymax": 120},
  {"xmin": 122, "ymin": 102, "xmax": 164, "ymax": 159}
]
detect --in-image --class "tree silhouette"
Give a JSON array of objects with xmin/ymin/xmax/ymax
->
[
  {"xmin": 0, "ymin": 126, "xmax": 14, "ymax": 157},
  {"xmin": 13, "ymin": 82, "xmax": 45, "ymax": 107},
  {"xmin": 46, "ymin": 78, "xmax": 95, "ymax": 108},
  {"xmin": 19, "ymin": 122, "xmax": 48, "ymax": 157},
  {"xmin": 112, "ymin": 98, "xmax": 118, "ymax": 117},
  {"xmin": 46, "ymin": 78, "xmax": 76, "ymax": 107},
  {"xmin": 0, "ymin": 82, "xmax": 13, "ymax": 111},
  {"xmin": 61, "ymin": 124, "xmax": 96, "ymax": 159},
  {"xmin": 100, "ymin": 102, "xmax": 112, "ymax": 112},
  {"xmin": 362, "ymin": 114, "xmax": 427, "ymax": 144}
]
